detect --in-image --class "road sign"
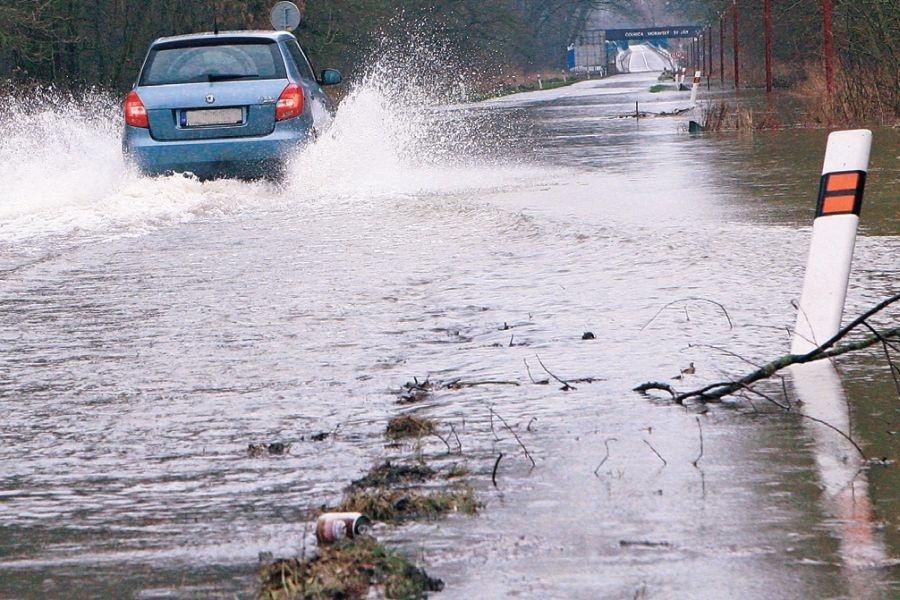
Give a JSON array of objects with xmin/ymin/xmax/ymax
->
[
  {"xmin": 271, "ymin": 1, "xmax": 301, "ymax": 31},
  {"xmin": 605, "ymin": 26, "xmax": 701, "ymax": 41}
]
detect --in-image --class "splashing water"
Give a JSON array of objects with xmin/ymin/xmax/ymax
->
[
  {"xmin": 285, "ymin": 29, "xmax": 541, "ymax": 199},
  {"xmin": 0, "ymin": 48, "xmax": 545, "ymax": 253},
  {"xmin": 0, "ymin": 89, "xmax": 126, "ymax": 234},
  {"xmin": 284, "ymin": 73, "xmax": 536, "ymax": 200},
  {"xmin": 0, "ymin": 88, "xmax": 277, "ymax": 249}
]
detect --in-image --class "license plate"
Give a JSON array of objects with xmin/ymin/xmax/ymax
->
[{"xmin": 183, "ymin": 108, "xmax": 243, "ymax": 127}]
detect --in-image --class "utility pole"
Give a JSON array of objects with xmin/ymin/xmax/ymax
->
[
  {"xmin": 732, "ymin": 0, "xmax": 740, "ymax": 89},
  {"xmin": 822, "ymin": 0, "xmax": 834, "ymax": 95},
  {"xmin": 765, "ymin": 0, "xmax": 773, "ymax": 94},
  {"xmin": 719, "ymin": 13, "xmax": 725, "ymax": 86}
]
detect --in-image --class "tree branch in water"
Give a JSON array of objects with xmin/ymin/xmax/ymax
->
[{"xmin": 634, "ymin": 294, "xmax": 899, "ymax": 404}]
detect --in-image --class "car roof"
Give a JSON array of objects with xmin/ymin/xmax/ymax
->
[{"xmin": 150, "ymin": 30, "xmax": 296, "ymax": 47}]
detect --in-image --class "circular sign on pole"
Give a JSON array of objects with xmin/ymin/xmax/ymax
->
[{"xmin": 270, "ymin": 1, "xmax": 301, "ymax": 31}]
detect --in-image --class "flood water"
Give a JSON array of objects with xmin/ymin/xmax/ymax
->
[{"xmin": 0, "ymin": 70, "xmax": 897, "ymax": 599}]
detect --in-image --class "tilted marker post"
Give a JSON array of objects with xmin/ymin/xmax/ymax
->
[
  {"xmin": 788, "ymin": 129, "xmax": 887, "ymax": 579},
  {"xmin": 791, "ymin": 129, "xmax": 872, "ymax": 354},
  {"xmin": 690, "ymin": 70, "xmax": 702, "ymax": 106}
]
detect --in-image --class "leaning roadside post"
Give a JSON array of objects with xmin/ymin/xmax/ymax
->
[
  {"xmin": 690, "ymin": 70, "xmax": 702, "ymax": 106},
  {"xmin": 788, "ymin": 129, "xmax": 887, "ymax": 581},
  {"xmin": 790, "ymin": 129, "xmax": 872, "ymax": 354}
]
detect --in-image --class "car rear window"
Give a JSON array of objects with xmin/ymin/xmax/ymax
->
[{"xmin": 139, "ymin": 40, "xmax": 287, "ymax": 86}]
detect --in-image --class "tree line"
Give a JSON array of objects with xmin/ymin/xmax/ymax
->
[
  {"xmin": 0, "ymin": 0, "xmax": 625, "ymax": 91},
  {"xmin": 0, "ymin": 0, "xmax": 895, "ymax": 122},
  {"xmin": 665, "ymin": 0, "xmax": 897, "ymax": 123}
]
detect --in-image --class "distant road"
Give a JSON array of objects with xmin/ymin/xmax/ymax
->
[{"xmin": 616, "ymin": 43, "xmax": 672, "ymax": 73}]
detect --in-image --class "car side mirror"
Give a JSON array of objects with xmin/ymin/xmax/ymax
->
[{"xmin": 319, "ymin": 69, "xmax": 342, "ymax": 86}]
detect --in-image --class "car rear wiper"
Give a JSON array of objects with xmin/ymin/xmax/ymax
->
[{"xmin": 206, "ymin": 73, "xmax": 259, "ymax": 82}]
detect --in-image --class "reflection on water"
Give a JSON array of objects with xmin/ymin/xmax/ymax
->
[
  {"xmin": 0, "ymin": 71, "xmax": 897, "ymax": 598},
  {"xmin": 792, "ymin": 362, "xmax": 889, "ymax": 596}
]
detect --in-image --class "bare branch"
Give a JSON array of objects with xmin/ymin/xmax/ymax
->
[
  {"xmin": 640, "ymin": 297, "xmax": 734, "ymax": 331},
  {"xmin": 594, "ymin": 437, "xmax": 617, "ymax": 475},
  {"xmin": 490, "ymin": 407, "xmax": 536, "ymax": 467},
  {"xmin": 642, "ymin": 439, "xmax": 667, "ymax": 466},
  {"xmin": 535, "ymin": 354, "xmax": 576, "ymax": 391},
  {"xmin": 692, "ymin": 417, "xmax": 704, "ymax": 468}
]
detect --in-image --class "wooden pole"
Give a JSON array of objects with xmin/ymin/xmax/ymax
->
[
  {"xmin": 732, "ymin": 0, "xmax": 740, "ymax": 89},
  {"xmin": 765, "ymin": 0, "xmax": 773, "ymax": 94},
  {"xmin": 822, "ymin": 0, "xmax": 834, "ymax": 95},
  {"xmin": 719, "ymin": 13, "xmax": 725, "ymax": 87}
]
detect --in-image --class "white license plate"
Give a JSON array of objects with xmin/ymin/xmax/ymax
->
[{"xmin": 184, "ymin": 108, "xmax": 243, "ymax": 127}]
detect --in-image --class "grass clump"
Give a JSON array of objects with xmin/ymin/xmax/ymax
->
[
  {"xmin": 349, "ymin": 461, "xmax": 435, "ymax": 491},
  {"xmin": 443, "ymin": 464, "xmax": 469, "ymax": 479},
  {"xmin": 335, "ymin": 487, "xmax": 480, "ymax": 523},
  {"xmin": 258, "ymin": 537, "xmax": 443, "ymax": 599},
  {"xmin": 385, "ymin": 414, "xmax": 436, "ymax": 440},
  {"xmin": 649, "ymin": 84, "xmax": 668, "ymax": 93}
]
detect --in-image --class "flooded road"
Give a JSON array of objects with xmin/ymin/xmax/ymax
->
[{"xmin": 1, "ymin": 72, "xmax": 897, "ymax": 598}]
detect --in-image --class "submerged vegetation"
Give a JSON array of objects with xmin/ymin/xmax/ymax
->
[
  {"xmin": 696, "ymin": 101, "xmax": 783, "ymax": 132},
  {"xmin": 336, "ymin": 486, "xmax": 480, "ymax": 523},
  {"xmin": 385, "ymin": 414, "xmax": 437, "ymax": 440},
  {"xmin": 258, "ymin": 537, "xmax": 444, "ymax": 600},
  {"xmin": 257, "ymin": 392, "xmax": 482, "ymax": 598}
]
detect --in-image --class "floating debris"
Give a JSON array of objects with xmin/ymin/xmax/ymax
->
[
  {"xmin": 619, "ymin": 540, "xmax": 672, "ymax": 549},
  {"xmin": 247, "ymin": 442, "xmax": 292, "ymax": 458},
  {"xmin": 315, "ymin": 512, "xmax": 372, "ymax": 545},
  {"xmin": 398, "ymin": 377, "xmax": 434, "ymax": 404}
]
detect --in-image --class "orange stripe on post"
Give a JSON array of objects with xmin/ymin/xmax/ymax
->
[
  {"xmin": 821, "ymin": 195, "xmax": 857, "ymax": 214},
  {"xmin": 826, "ymin": 172, "xmax": 859, "ymax": 192}
]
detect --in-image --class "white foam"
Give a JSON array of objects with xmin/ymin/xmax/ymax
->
[{"xmin": 0, "ymin": 64, "xmax": 557, "ymax": 248}]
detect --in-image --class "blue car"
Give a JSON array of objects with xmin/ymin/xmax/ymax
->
[{"xmin": 122, "ymin": 30, "xmax": 341, "ymax": 180}]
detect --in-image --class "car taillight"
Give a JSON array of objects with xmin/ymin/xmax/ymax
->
[
  {"xmin": 275, "ymin": 83, "xmax": 303, "ymax": 121},
  {"xmin": 124, "ymin": 91, "xmax": 149, "ymax": 128}
]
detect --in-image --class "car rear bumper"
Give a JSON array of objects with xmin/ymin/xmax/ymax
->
[{"xmin": 122, "ymin": 121, "xmax": 311, "ymax": 180}]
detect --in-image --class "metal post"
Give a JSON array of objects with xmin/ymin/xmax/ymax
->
[
  {"xmin": 764, "ymin": 0, "xmax": 773, "ymax": 94},
  {"xmin": 732, "ymin": 0, "xmax": 740, "ymax": 89},
  {"xmin": 604, "ymin": 41, "xmax": 609, "ymax": 77},
  {"xmin": 822, "ymin": 0, "xmax": 834, "ymax": 95}
]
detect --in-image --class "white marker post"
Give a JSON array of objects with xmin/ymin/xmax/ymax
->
[
  {"xmin": 788, "ymin": 129, "xmax": 887, "ymax": 583},
  {"xmin": 790, "ymin": 129, "xmax": 872, "ymax": 355},
  {"xmin": 689, "ymin": 70, "xmax": 702, "ymax": 105}
]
